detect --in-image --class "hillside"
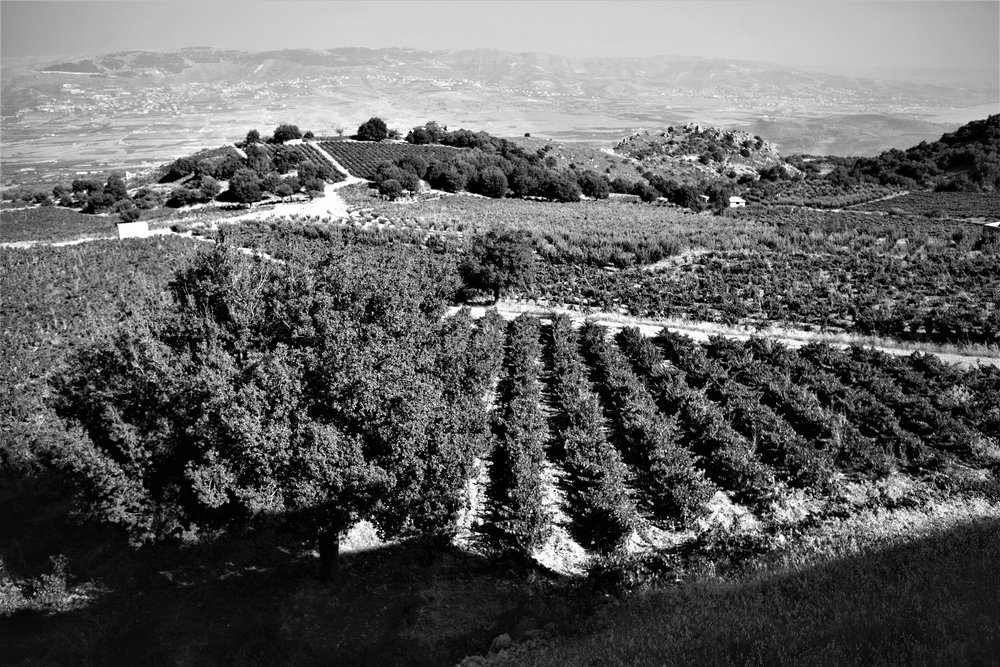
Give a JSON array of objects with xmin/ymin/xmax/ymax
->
[
  {"xmin": 830, "ymin": 114, "xmax": 1000, "ymax": 191},
  {"xmin": 3, "ymin": 47, "xmax": 995, "ymax": 185},
  {"xmin": 614, "ymin": 124, "xmax": 784, "ymax": 181}
]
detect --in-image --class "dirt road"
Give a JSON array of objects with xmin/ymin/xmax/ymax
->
[{"xmin": 450, "ymin": 301, "xmax": 1000, "ymax": 369}]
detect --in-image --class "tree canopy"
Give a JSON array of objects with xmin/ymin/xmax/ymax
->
[
  {"xmin": 460, "ymin": 229, "xmax": 536, "ymax": 300},
  {"xmin": 357, "ymin": 117, "xmax": 389, "ymax": 142},
  {"xmin": 51, "ymin": 245, "xmax": 497, "ymax": 581},
  {"xmin": 272, "ymin": 124, "xmax": 303, "ymax": 144},
  {"xmin": 229, "ymin": 169, "xmax": 263, "ymax": 203}
]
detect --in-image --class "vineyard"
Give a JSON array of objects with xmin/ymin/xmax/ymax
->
[
  {"xmin": 318, "ymin": 140, "xmax": 461, "ymax": 180},
  {"xmin": 479, "ymin": 314, "xmax": 999, "ymax": 555},
  {"xmin": 0, "ymin": 206, "xmax": 118, "ymax": 243},
  {"xmin": 257, "ymin": 142, "xmax": 346, "ymax": 182},
  {"xmin": 849, "ymin": 190, "xmax": 1000, "ymax": 219},
  {"xmin": 232, "ymin": 190, "xmax": 1000, "ymax": 347},
  {"xmin": 2, "ymin": 225, "xmax": 998, "ymax": 664},
  {"xmin": 744, "ymin": 180, "xmax": 901, "ymax": 209}
]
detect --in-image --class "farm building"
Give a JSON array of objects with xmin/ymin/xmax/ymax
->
[
  {"xmin": 729, "ymin": 196, "xmax": 746, "ymax": 208},
  {"xmin": 117, "ymin": 221, "xmax": 150, "ymax": 239}
]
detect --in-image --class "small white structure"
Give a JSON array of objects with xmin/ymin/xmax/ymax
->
[
  {"xmin": 729, "ymin": 196, "xmax": 747, "ymax": 208},
  {"xmin": 117, "ymin": 221, "xmax": 150, "ymax": 239}
]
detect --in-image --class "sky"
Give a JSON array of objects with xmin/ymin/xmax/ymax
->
[{"xmin": 2, "ymin": 0, "xmax": 998, "ymax": 76}]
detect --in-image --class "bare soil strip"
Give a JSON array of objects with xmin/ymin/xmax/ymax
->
[{"xmin": 450, "ymin": 301, "xmax": 1000, "ymax": 369}]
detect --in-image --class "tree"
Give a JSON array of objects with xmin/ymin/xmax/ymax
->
[
  {"xmin": 704, "ymin": 182, "xmax": 732, "ymax": 214},
  {"xmin": 472, "ymin": 166, "xmax": 508, "ymax": 198},
  {"xmin": 275, "ymin": 182, "xmax": 294, "ymax": 200},
  {"xmin": 71, "ymin": 178, "xmax": 102, "ymax": 195},
  {"xmin": 245, "ymin": 144, "xmax": 272, "ymax": 176},
  {"xmin": 508, "ymin": 164, "xmax": 545, "ymax": 198},
  {"xmin": 211, "ymin": 153, "xmax": 244, "ymax": 181},
  {"xmin": 542, "ymin": 173, "xmax": 581, "ymax": 203},
  {"xmin": 115, "ymin": 200, "xmax": 141, "ymax": 222},
  {"xmin": 246, "ymin": 129, "xmax": 261, "ymax": 144},
  {"xmin": 82, "ymin": 190, "xmax": 116, "ymax": 214},
  {"xmin": 262, "ymin": 172, "xmax": 284, "ymax": 195},
  {"xmin": 132, "ymin": 187, "xmax": 161, "ymax": 210},
  {"xmin": 272, "ymin": 124, "xmax": 303, "ymax": 144},
  {"xmin": 272, "ymin": 145, "xmax": 298, "ymax": 174},
  {"xmin": 357, "ymin": 117, "xmax": 388, "ymax": 142},
  {"xmin": 303, "ymin": 177, "xmax": 326, "ymax": 199},
  {"xmin": 162, "ymin": 158, "xmax": 197, "ymax": 183},
  {"xmin": 577, "ymin": 170, "xmax": 610, "ymax": 199},
  {"xmin": 460, "ymin": 229, "xmax": 535, "ymax": 301},
  {"xmin": 168, "ymin": 186, "xmax": 203, "ymax": 207},
  {"xmin": 52, "ymin": 184, "xmax": 71, "ymax": 201},
  {"xmin": 303, "ymin": 130, "xmax": 315, "ymax": 140},
  {"xmin": 229, "ymin": 169, "xmax": 263, "ymax": 204},
  {"xmin": 199, "ymin": 176, "xmax": 222, "ymax": 201},
  {"xmin": 52, "ymin": 245, "xmax": 484, "ymax": 582},
  {"xmin": 377, "ymin": 178, "xmax": 403, "ymax": 200},
  {"xmin": 406, "ymin": 127, "xmax": 432, "ymax": 144}
]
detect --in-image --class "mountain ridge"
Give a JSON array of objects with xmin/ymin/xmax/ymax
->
[{"xmin": 3, "ymin": 47, "xmax": 996, "ymax": 184}]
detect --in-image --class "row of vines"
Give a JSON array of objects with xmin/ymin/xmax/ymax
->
[{"xmin": 476, "ymin": 314, "xmax": 1000, "ymax": 558}]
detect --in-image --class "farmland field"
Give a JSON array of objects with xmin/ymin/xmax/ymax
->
[
  {"xmin": 2, "ymin": 155, "xmax": 999, "ymax": 666},
  {"xmin": 0, "ymin": 206, "xmax": 119, "ymax": 243},
  {"xmin": 850, "ymin": 190, "xmax": 1000, "ymax": 219},
  {"xmin": 2, "ymin": 189, "xmax": 1000, "ymax": 664},
  {"xmin": 287, "ymin": 188, "xmax": 1000, "ymax": 347},
  {"xmin": 318, "ymin": 140, "xmax": 463, "ymax": 179}
]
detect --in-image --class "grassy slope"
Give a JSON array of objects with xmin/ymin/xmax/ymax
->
[{"xmin": 493, "ymin": 498, "xmax": 1000, "ymax": 666}]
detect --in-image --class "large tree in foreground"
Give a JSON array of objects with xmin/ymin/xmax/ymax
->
[{"xmin": 52, "ymin": 244, "xmax": 495, "ymax": 582}]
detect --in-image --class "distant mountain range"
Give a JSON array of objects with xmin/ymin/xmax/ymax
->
[{"xmin": 2, "ymin": 47, "xmax": 997, "ymax": 184}]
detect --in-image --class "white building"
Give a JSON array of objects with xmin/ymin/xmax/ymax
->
[
  {"xmin": 729, "ymin": 196, "xmax": 747, "ymax": 208},
  {"xmin": 117, "ymin": 221, "xmax": 150, "ymax": 239}
]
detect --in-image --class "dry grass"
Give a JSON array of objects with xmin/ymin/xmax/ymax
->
[{"xmin": 491, "ymin": 495, "xmax": 1000, "ymax": 666}]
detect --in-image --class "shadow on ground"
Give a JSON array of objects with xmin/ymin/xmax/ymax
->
[
  {"xmin": 506, "ymin": 512, "xmax": 1000, "ymax": 665},
  {"xmin": 0, "ymin": 474, "xmax": 582, "ymax": 666}
]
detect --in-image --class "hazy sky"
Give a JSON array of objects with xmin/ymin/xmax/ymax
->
[{"xmin": 2, "ymin": 0, "xmax": 998, "ymax": 74}]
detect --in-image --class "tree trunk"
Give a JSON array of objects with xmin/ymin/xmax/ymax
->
[{"xmin": 318, "ymin": 528, "xmax": 340, "ymax": 586}]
